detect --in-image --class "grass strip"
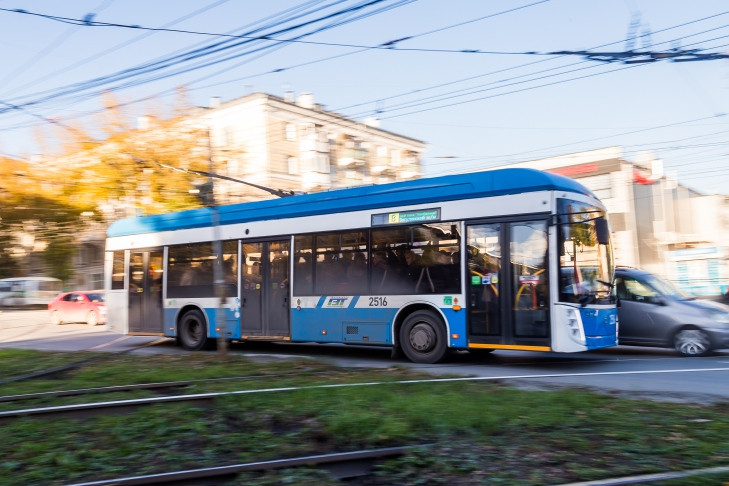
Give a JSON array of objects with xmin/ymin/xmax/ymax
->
[{"xmin": 0, "ymin": 349, "xmax": 726, "ymax": 485}]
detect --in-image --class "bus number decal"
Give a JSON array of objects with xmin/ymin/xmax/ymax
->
[{"xmin": 369, "ymin": 297, "xmax": 388, "ymax": 307}]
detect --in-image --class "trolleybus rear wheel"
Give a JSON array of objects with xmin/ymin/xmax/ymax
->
[
  {"xmin": 399, "ymin": 310, "xmax": 447, "ymax": 364},
  {"xmin": 179, "ymin": 309, "xmax": 210, "ymax": 351}
]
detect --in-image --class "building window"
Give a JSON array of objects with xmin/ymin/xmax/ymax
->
[
  {"xmin": 285, "ymin": 123, "xmax": 296, "ymax": 141},
  {"xmin": 288, "ymin": 156, "xmax": 299, "ymax": 175},
  {"xmin": 301, "ymin": 153, "xmax": 329, "ymax": 174},
  {"xmin": 224, "ymin": 126, "xmax": 235, "ymax": 146},
  {"xmin": 81, "ymin": 243, "xmax": 103, "ymax": 266},
  {"xmin": 227, "ymin": 159, "xmax": 238, "ymax": 176}
]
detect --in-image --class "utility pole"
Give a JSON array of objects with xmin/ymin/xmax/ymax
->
[
  {"xmin": 128, "ymin": 139, "xmax": 300, "ymax": 360},
  {"xmin": 207, "ymin": 128, "xmax": 228, "ymax": 358}
]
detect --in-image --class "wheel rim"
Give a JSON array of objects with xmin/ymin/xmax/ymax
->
[
  {"xmin": 51, "ymin": 311, "xmax": 61, "ymax": 325},
  {"xmin": 675, "ymin": 329, "xmax": 710, "ymax": 356},
  {"xmin": 87, "ymin": 311, "xmax": 97, "ymax": 326},
  {"xmin": 184, "ymin": 319, "xmax": 202, "ymax": 345},
  {"xmin": 409, "ymin": 322, "xmax": 436, "ymax": 353}
]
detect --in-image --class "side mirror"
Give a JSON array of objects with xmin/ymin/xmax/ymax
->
[
  {"xmin": 595, "ymin": 217, "xmax": 610, "ymax": 245},
  {"xmin": 649, "ymin": 296, "xmax": 667, "ymax": 306}
]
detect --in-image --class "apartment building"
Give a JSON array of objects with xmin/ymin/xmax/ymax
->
[
  {"xmin": 495, "ymin": 147, "xmax": 729, "ymax": 295},
  {"xmin": 59, "ymin": 91, "xmax": 425, "ymax": 289},
  {"xmin": 197, "ymin": 92, "xmax": 425, "ymax": 203}
]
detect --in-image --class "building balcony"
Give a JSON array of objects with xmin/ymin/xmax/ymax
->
[
  {"xmin": 398, "ymin": 170, "xmax": 420, "ymax": 180},
  {"xmin": 370, "ymin": 164, "xmax": 395, "ymax": 175},
  {"xmin": 338, "ymin": 157, "xmax": 365, "ymax": 167}
]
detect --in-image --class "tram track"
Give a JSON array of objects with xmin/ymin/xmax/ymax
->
[
  {"xmin": 66, "ymin": 445, "xmax": 423, "ymax": 485},
  {"xmin": 5, "ymin": 364, "xmax": 729, "ymax": 423},
  {"xmin": 0, "ymin": 367, "xmax": 418, "ymax": 421},
  {"xmin": 0, "ymin": 368, "xmax": 345, "ymax": 403}
]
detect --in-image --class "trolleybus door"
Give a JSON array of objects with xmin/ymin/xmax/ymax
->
[
  {"xmin": 466, "ymin": 220, "xmax": 550, "ymax": 349},
  {"xmin": 240, "ymin": 240, "xmax": 290, "ymax": 337},
  {"xmin": 128, "ymin": 250, "xmax": 164, "ymax": 334}
]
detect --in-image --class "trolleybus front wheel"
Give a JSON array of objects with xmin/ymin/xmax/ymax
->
[
  {"xmin": 179, "ymin": 309, "xmax": 211, "ymax": 351},
  {"xmin": 399, "ymin": 310, "xmax": 447, "ymax": 364}
]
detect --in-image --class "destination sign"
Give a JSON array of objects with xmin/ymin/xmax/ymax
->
[{"xmin": 371, "ymin": 208, "xmax": 441, "ymax": 226}]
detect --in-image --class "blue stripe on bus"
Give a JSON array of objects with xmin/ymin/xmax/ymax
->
[
  {"xmin": 289, "ymin": 306, "xmax": 468, "ymax": 348},
  {"xmin": 107, "ymin": 168, "xmax": 596, "ymax": 237}
]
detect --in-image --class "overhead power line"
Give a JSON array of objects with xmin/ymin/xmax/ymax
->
[
  {"xmin": 0, "ymin": 0, "xmax": 407, "ymax": 115},
  {"xmin": 0, "ymin": 4, "xmax": 545, "ymax": 56},
  {"xmin": 551, "ymin": 48, "xmax": 729, "ymax": 63}
]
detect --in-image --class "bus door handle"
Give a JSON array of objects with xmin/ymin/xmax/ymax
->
[
  {"xmin": 242, "ymin": 297, "xmax": 246, "ymax": 307},
  {"xmin": 283, "ymin": 296, "xmax": 288, "ymax": 308}
]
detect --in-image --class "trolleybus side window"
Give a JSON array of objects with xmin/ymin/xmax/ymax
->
[
  {"xmin": 167, "ymin": 241, "xmax": 237, "ymax": 298},
  {"xmin": 341, "ymin": 230, "xmax": 368, "ymax": 295},
  {"xmin": 372, "ymin": 221, "xmax": 461, "ymax": 295},
  {"xmin": 313, "ymin": 230, "xmax": 369, "ymax": 295},
  {"xmin": 111, "ymin": 251, "xmax": 125, "ymax": 290},
  {"xmin": 293, "ymin": 235, "xmax": 314, "ymax": 295}
]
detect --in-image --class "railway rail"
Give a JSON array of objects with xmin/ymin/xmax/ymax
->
[
  {"xmin": 5, "ymin": 366, "xmax": 729, "ymax": 423},
  {"xmin": 0, "ymin": 378, "xmax": 399, "ymax": 422},
  {"xmin": 67, "ymin": 446, "xmax": 421, "ymax": 485},
  {"xmin": 63, "ymin": 448, "xmax": 729, "ymax": 486},
  {"xmin": 0, "ymin": 370, "xmax": 333, "ymax": 403}
]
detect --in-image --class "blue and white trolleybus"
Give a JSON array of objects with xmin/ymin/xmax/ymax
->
[{"xmin": 105, "ymin": 168, "xmax": 617, "ymax": 363}]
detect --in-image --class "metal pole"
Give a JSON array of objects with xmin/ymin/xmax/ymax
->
[{"xmin": 208, "ymin": 128, "xmax": 227, "ymax": 357}]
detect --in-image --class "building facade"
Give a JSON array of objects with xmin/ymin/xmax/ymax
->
[
  {"xmin": 63, "ymin": 91, "xmax": 425, "ymax": 289},
  {"xmin": 196, "ymin": 92, "xmax": 425, "ymax": 203},
  {"xmin": 495, "ymin": 147, "xmax": 729, "ymax": 295}
]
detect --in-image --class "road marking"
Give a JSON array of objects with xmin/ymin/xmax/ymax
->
[
  {"xmin": 137, "ymin": 337, "xmax": 173, "ymax": 348},
  {"xmin": 404, "ymin": 366, "xmax": 729, "ymax": 384},
  {"xmin": 10, "ymin": 366, "xmax": 728, "ymax": 417},
  {"xmin": 88, "ymin": 336, "xmax": 133, "ymax": 350}
]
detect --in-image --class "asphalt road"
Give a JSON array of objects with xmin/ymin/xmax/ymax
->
[{"xmin": 2, "ymin": 308, "xmax": 729, "ymax": 404}]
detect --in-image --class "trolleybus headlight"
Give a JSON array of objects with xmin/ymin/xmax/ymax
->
[{"xmin": 566, "ymin": 308, "xmax": 586, "ymax": 344}]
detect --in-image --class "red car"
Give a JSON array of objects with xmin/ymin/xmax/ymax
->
[{"xmin": 48, "ymin": 291, "xmax": 106, "ymax": 326}]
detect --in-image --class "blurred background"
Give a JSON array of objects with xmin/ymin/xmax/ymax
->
[{"xmin": 1, "ymin": 1, "xmax": 728, "ymax": 297}]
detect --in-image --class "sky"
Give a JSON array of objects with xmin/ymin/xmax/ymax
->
[{"xmin": 1, "ymin": 0, "xmax": 728, "ymax": 195}]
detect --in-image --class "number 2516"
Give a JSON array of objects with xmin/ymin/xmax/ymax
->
[{"xmin": 369, "ymin": 297, "xmax": 388, "ymax": 307}]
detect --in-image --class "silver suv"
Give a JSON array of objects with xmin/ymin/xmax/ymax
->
[{"xmin": 614, "ymin": 267, "xmax": 729, "ymax": 356}]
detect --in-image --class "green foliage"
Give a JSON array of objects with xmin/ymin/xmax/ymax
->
[
  {"xmin": 0, "ymin": 93, "xmax": 230, "ymax": 278},
  {"xmin": 42, "ymin": 237, "xmax": 75, "ymax": 283},
  {"xmin": 1, "ymin": 351, "xmax": 728, "ymax": 485},
  {"xmin": 0, "ymin": 232, "xmax": 19, "ymax": 278}
]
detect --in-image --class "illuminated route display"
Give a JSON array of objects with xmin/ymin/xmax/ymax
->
[{"xmin": 371, "ymin": 208, "xmax": 441, "ymax": 226}]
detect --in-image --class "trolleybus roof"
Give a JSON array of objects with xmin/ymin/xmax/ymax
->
[{"xmin": 107, "ymin": 168, "xmax": 596, "ymax": 237}]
